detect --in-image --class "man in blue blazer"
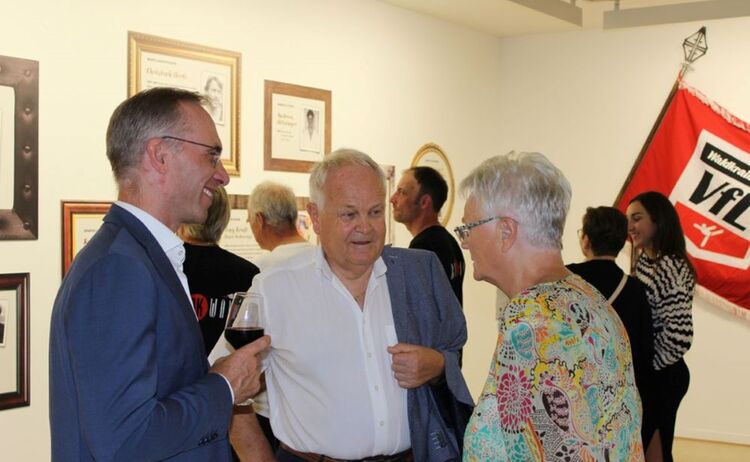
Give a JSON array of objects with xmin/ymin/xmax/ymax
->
[
  {"xmin": 228, "ymin": 149, "xmax": 473, "ymax": 462},
  {"xmin": 49, "ymin": 88, "xmax": 269, "ymax": 461}
]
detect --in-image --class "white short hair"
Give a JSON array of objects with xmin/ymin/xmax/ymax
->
[
  {"xmin": 459, "ymin": 151, "xmax": 571, "ymax": 249},
  {"xmin": 309, "ymin": 148, "xmax": 385, "ymax": 209}
]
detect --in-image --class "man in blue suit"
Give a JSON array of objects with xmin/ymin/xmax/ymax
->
[
  {"xmin": 49, "ymin": 87, "xmax": 270, "ymax": 461},
  {"xmin": 228, "ymin": 149, "xmax": 473, "ymax": 462}
]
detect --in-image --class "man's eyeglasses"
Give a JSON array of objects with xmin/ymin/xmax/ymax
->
[
  {"xmin": 453, "ymin": 216, "xmax": 506, "ymax": 242},
  {"xmin": 161, "ymin": 135, "xmax": 223, "ymax": 168}
]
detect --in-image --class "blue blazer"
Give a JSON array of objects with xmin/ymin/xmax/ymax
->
[
  {"xmin": 49, "ymin": 204, "xmax": 234, "ymax": 461},
  {"xmin": 382, "ymin": 247, "xmax": 474, "ymax": 462}
]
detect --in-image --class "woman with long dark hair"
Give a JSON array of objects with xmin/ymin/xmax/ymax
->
[{"xmin": 627, "ymin": 191, "xmax": 695, "ymax": 462}]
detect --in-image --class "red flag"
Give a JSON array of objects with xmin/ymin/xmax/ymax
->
[{"xmin": 615, "ymin": 84, "xmax": 750, "ymax": 317}]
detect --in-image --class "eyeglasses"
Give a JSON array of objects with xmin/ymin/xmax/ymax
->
[
  {"xmin": 453, "ymin": 216, "xmax": 506, "ymax": 242},
  {"xmin": 161, "ymin": 135, "xmax": 223, "ymax": 168}
]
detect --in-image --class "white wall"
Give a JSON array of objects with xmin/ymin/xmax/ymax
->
[
  {"xmin": 494, "ymin": 17, "xmax": 750, "ymax": 444},
  {"xmin": 0, "ymin": 1, "xmax": 748, "ymax": 459}
]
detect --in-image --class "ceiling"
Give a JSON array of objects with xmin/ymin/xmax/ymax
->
[{"xmin": 378, "ymin": 0, "xmax": 750, "ymax": 37}]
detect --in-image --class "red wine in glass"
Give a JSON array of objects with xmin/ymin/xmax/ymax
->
[{"xmin": 226, "ymin": 326, "xmax": 265, "ymax": 349}]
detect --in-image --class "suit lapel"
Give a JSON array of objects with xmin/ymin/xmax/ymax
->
[
  {"xmin": 383, "ymin": 248, "xmax": 411, "ymax": 344},
  {"xmin": 106, "ymin": 205, "xmax": 200, "ymax": 330}
]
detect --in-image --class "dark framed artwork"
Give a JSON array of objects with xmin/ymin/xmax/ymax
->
[
  {"xmin": 0, "ymin": 272, "xmax": 30, "ymax": 410},
  {"xmin": 61, "ymin": 201, "xmax": 112, "ymax": 275},
  {"xmin": 0, "ymin": 55, "xmax": 39, "ymax": 240},
  {"xmin": 264, "ymin": 80, "xmax": 331, "ymax": 172},
  {"xmin": 128, "ymin": 32, "xmax": 242, "ymax": 175}
]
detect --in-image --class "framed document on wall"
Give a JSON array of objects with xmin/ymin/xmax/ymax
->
[
  {"xmin": 411, "ymin": 143, "xmax": 455, "ymax": 226},
  {"xmin": 0, "ymin": 272, "xmax": 29, "ymax": 411},
  {"xmin": 128, "ymin": 32, "xmax": 241, "ymax": 175},
  {"xmin": 61, "ymin": 201, "xmax": 112, "ymax": 275},
  {"xmin": 264, "ymin": 80, "xmax": 331, "ymax": 173}
]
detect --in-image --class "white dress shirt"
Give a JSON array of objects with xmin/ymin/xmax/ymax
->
[
  {"xmin": 115, "ymin": 202, "xmax": 192, "ymax": 308},
  {"xmin": 256, "ymin": 246, "xmax": 410, "ymax": 458}
]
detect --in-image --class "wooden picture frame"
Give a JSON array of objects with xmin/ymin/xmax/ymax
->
[
  {"xmin": 264, "ymin": 80, "xmax": 331, "ymax": 172},
  {"xmin": 128, "ymin": 32, "xmax": 241, "ymax": 175},
  {"xmin": 411, "ymin": 143, "xmax": 455, "ymax": 225},
  {"xmin": 0, "ymin": 272, "xmax": 30, "ymax": 410},
  {"xmin": 61, "ymin": 201, "xmax": 112, "ymax": 275},
  {"xmin": 0, "ymin": 55, "xmax": 39, "ymax": 240}
]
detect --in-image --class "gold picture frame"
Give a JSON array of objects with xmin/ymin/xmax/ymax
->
[
  {"xmin": 411, "ymin": 143, "xmax": 455, "ymax": 226},
  {"xmin": 264, "ymin": 80, "xmax": 331, "ymax": 173},
  {"xmin": 128, "ymin": 32, "xmax": 241, "ymax": 175},
  {"xmin": 61, "ymin": 201, "xmax": 112, "ymax": 276}
]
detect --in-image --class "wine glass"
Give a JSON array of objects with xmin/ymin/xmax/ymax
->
[
  {"xmin": 224, "ymin": 292, "xmax": 264, "ymax": 406},
  {"xmin": 225, "ymin": 292, "xmax": 264, "ymax": 350}
]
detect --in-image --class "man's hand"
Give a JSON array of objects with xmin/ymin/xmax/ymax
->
[
  {"xmin": 387, "ymin": 343, "xmax": 445, "ymax": 389},
  {"xmin": 211, "ymin": 336, "xmax": 270, "ymax": 404}
]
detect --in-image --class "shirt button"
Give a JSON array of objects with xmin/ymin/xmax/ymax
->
[
  {"xmin": 379, "ymin": 421, "xmax": 384, "ymax": 427},
  {"xmin": 367, "ymin": 352, "xmax": 373, "ymax": 358},
  {"xmin": 374, "ymin": 385, "xmax": 380, "ymax": 391}
]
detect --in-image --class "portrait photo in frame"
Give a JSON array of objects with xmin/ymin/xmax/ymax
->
[
  {"xmin": 381, "ymin": 164, "xmax": 396, "ymax": 245},
  {"xmin": 61, "ymin": 201, "xmax": 112, "ymax": 276},
  {"xmin": 0, "ymin": 54, "xmax": 39, "ymax": 240},
  {"xmin": 128, "ymin": 32, "xmax": 241, "ymax": 175},
  {"xmin": 0, "ymin": 272, "xmax": 29, "ymax": 411},
  {"xmin": 264, "ymin": 80, "xmax": 331, "ymax": 173},
  {"xmin": 221, "ymin": 194, "xmax": 315, "ymax": 263},
  {"xmin": 411, "ymin": 143, "xmax": 455, "ymax": 226}
]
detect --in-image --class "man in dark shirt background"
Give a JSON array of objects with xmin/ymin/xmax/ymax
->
[{"xmin": 391, "ymin": 166, "xmax": 464, "ymax": 304}]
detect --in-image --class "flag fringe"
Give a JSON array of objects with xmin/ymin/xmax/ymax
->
[
  {"xmin": 679, "ymin": 81, "xmax": 750, "ymax": 134},
  {"xmin": 696, "ymin": 286, "xmax": 750, "ymax": 322}
]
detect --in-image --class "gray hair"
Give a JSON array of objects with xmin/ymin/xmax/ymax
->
[
  {"xmin": 309, "ymin": 148, "xmax": 385, "ymax": 210},
  {"xmin": 106, "ymin": 87, "xmax": 208, "ymax": 182},
  {"xmin": 180, "ymin": 186, "xmax": 230, "ymax": 243},
  {"xmin": 248, "ymin": 181, "xmax": 298, "ymax": 231},
  {"xmin": 459, "ymin": 151, "xmax": 571, "ymax": 249}
]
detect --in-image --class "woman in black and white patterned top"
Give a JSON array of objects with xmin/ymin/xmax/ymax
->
[{"xmin": 627, "ymin": 191, "xmax": 696, "ymax": 462}]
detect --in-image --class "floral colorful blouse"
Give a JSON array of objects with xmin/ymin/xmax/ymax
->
[{"xmin": 464, "ymin": 274, "xmax": 644, "ymax": 461}]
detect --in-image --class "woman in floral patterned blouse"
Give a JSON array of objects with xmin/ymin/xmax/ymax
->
[{"xmin": 456, "ymin": 152, "xmax": 644, "ymax": 461}]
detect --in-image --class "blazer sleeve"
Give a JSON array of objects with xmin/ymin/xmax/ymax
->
[
  {"xmin": 64, "ymin": 254, "xmax": 233, "ymax": 461},
  {"xmin": 425, "ymin": 253, "xmax": 473, "ymax": 407}
]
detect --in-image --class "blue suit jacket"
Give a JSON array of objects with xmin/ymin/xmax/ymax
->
[
  {"xmin": 49, "ymin": 204, "xmax": 234, "ymax": 461},
  {"xmin": 382, "ymin": 247, "xmax": 474, "ymax": 462}
]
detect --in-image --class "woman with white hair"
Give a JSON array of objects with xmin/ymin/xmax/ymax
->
[{"xmin": 458, "ymin": 152, "xmax": 644, "ymax": 461}]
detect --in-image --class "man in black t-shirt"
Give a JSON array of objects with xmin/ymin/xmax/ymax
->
[{"xmin": 391, "ymin": 166, "xmax": 464, "ymax": 304}]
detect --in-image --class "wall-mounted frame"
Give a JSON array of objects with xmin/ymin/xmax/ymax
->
[
  {"xmin": 264, "ymin": 80, "xmax": 331, "ymax": 173},
  {"xmin": 221, "ymin": 194, "xmax": 314, "ymax": 262},
  {"xmin": 0, "ymin": 272, "xmax": 29, "ymax": 410},
  {"xmin": 0, "ymin": 55, "xmax": 39, "ymax": 240},
  {"xmin": 128, "ymin": 32, "xmax": 241, "ymax": 175},
  {"xmin": 411, "ymin": 143, "xmax": 455, "ymax": 226},
  {"xmin": 62, "ymin": 201, "xmax": 112, "ymax": 276}
]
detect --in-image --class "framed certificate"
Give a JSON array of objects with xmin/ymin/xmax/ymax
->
[
  {"xmin": 61, "ymin": 201, "xmax": 112, "ymax": 275},
  {"xmin": 128, "ymin": 32, "xmax": 241, "ymax": 175},
  {"xmin": 0, "ymin": 272, "xmax": 29, "ymax": 411},
  {"xmin": 411, "ymin": 143, "xmax": 455, "ymax": 225},
  {"xmin": 264, "ymin": 80, "xmax": 331, "ymax": 172}
]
